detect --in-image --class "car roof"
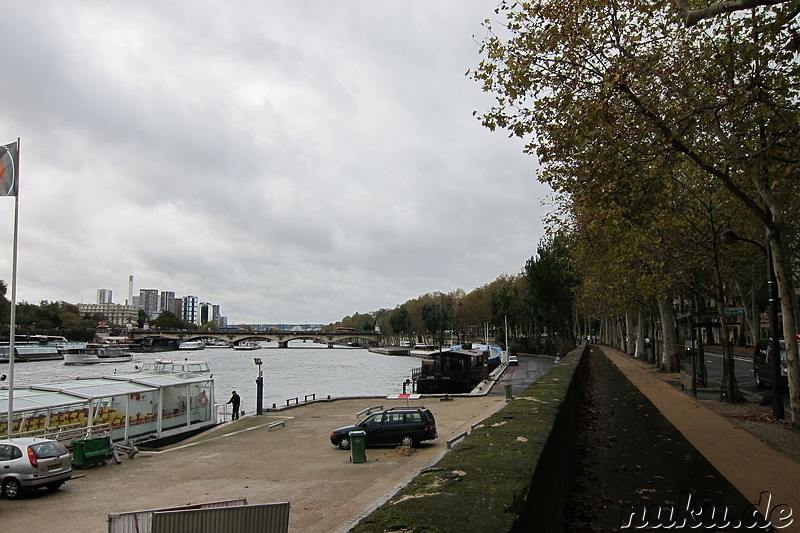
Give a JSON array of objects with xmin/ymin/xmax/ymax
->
[{"xmin": 0, "ymin": 437, "xmax": 57, "ymax": 445}]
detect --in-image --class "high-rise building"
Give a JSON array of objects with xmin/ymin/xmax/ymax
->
[
  {"xmin": 159, "ymin": 291, "xmax": 176, "ymax": 314},
  {"xmin": 139, "ymin": 289, "xmax": 159, "ymax": 319},
  {"xmin": 199, "ymin": 302, "xmax": 221, "ymax": 326},
  {"xmin": 181, "ymin": 295, "xmax": 200, "ymax": 325},
  {"xmin": 127, "ymin": 275, "xmax": 134, "ymax": 306},
  {"xmin": 97, "ymin": 288, "xmax": 113, "ymax": 304}
]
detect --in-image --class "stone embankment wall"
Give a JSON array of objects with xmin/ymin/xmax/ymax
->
[{"xmin": 351, "ymin": 342, "xmax": 588, "ymax": 533}]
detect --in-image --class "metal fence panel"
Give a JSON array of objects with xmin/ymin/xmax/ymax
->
[
  {"xmin": 151, "ymin": 503, "xmax": 291, "ymax": 533},
  {"xmin": 108, "ymin": 498, "xmax": 249, "ymax": 533}
]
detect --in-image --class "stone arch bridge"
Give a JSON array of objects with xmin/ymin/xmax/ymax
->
[{"xmin": 128, "ymin": 329, "xmax": 382, "ymax": 349}]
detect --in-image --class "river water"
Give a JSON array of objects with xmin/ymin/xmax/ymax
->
[{"xmin": 0, "ymin": 342, "xmax": 421, "ymax": 413}]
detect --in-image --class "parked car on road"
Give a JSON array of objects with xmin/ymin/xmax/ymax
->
[
  {"xmin": 753, "ymin": 338, "xmax": 791, "ymax": 390},
  {"xmin": 508, "ymin": 355, "xmax": 519, "ymax": 366},
  {"xmin": 0, "ymin": 438, "xmax": 72, "ymax": 499},
  {"xmin": 330, "ymin": 407, "xmax": 437, "ymax": 450}
]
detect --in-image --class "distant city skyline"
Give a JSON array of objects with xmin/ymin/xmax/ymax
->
[{"xmin": 87, "ymin": 275, "xmax": 226, "ymax": 328}]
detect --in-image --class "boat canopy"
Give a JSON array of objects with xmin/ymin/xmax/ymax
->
[
  {"xmin": 1, "ymin": 380, "xmax": 157, "ymax": 413},
  {"xmin": 1, "ymin": 371, "xmax": 216, "ymax": 446}
]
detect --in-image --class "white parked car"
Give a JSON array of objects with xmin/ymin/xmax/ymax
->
[
  {"xmin": 508, "ymin": 355, "xmax": 519, "ymax": 366},
  {"xmin": 0, "ymin": 438, "xmax": 72, "ymax": 499}
]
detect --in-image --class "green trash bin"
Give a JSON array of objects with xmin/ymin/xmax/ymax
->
[
  {"xmin": 349, "ymin": 430, "xmax": 366, "ymax": 463},
  {"xmin": 71, "ymin": 440, "xmax": 87, "ymax": 467},
  {"xmin": 72, "ymin": 436, "xmax": 111, "ymax": 468}
]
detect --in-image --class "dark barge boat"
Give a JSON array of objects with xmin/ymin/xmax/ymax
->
[{"xmin": 411, "ymin": 347, "xmax": 492, "ymax": 394}]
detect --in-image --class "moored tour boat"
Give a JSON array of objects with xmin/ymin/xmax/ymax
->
[
  {"xmin": 232, "ymin": 340, "xmax": 260, "ymax": 350},
  {"xmin": 0, "ymin": 360, "xmax": 216, "ymax": 447},
  {"xmin": 62, "ymin": 344, "xmax": 134, "ymax": 365},
  {"xmin": 0, "ymin": 335, "xmax": 67, "ymax": 363},
  {"xmin": 204, "ymin": 339, "xmax": 230, "ymax": 348},
  {"xmin": 0, "ymin": 344, "xmax": 63, "ymax": 363},
  {"xmin": 178, "ymin": 340, "xmax": 205, "ymax": 351}
]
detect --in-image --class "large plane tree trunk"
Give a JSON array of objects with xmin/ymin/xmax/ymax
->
[{"xmin": 658, "ymin": 296, "xmax": 680, "ymax": 372}]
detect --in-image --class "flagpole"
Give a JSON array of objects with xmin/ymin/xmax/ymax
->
[{"xmin": 6, "ymin": 137, "xmax": 19, "ymax": 438}]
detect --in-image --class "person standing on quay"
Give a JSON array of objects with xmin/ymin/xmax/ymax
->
[{"xmin": 227, "ymin": 391, "xmax": 241, "ymax": 420}]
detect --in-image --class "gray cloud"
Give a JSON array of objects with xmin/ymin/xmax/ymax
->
[{"xmin": 0, "ymin": 1, "xmax": 550, "ymax": 323}]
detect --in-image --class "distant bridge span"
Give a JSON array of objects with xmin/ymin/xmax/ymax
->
[{"xmin": 128, "ymin": 329, "xmax": 382, "ymax": 349}]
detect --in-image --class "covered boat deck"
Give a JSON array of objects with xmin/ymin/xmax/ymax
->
[{"xmin": 1, "ymin": 371, "xmax": 216, "ymax": 446}]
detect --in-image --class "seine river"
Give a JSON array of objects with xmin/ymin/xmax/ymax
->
[{"xmin": 1, "ymin": 342, "xmax": 421, "ymax": 414}]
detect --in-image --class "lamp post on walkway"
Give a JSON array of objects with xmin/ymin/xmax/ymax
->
[
  {"xmin": 254, "ymin": 357, "xmax": 264, "ymax": 415},
  {"xmin": 721, "ymin": 229, "xmax": 785, "ymax": 419}
]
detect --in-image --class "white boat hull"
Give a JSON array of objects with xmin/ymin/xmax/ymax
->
[
  {"xmin": 233, "ymin": 341, "xmax": 260, "ymax": 350},
  {"xmin": 178, "ymin": 341, "xmax": 205, "ymax": 351},
  {"xmin": 64, "ymin": 354, "xmax": 133, "ymax": 365},
  {"xmin": 61, "ymin": 345, "xmax": 133, "ymax": 365}
]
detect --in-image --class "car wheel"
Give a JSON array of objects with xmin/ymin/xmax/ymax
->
[
  {"xmin": 754, "ymin": 369, "xmax": 765, "ymax": 388},
  {"xmin": 338, "ymin": 436, "xmax": 351, "ymax": 450},
  {"xmin": 2, "ymin": 478, "xmax": 22, "ymax": 499},
  {"xmin": 400, "ymin": 435, "xmax": 415, "ymax": 447},
  {"xmin": 46, "ymin": 482, "xmax": 64, "ymax": 492}
]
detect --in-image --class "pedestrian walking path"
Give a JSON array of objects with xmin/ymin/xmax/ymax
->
[{"xmin": 569, "ymin": 345, "xmax": 799, "ymax": 531}]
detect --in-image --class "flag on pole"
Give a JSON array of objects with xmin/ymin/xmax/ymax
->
[
  {"xmin": 0, "ymin": 141, "xmax": 19, "ymax": 196},
  {"xmin": 3, "ymin": 138, "xmax": 19, "ymax": 437}
]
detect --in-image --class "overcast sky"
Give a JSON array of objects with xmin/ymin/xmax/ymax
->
[{"xmin": 0, "ymin": 2, "xmax": 550, "ymax": 325}]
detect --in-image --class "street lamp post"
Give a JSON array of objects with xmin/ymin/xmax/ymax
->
[
  {"xmin": 721, "ymin": 229, "xmax": 785, "ymax": 419},
  {"xmin": 254, "ymin": 357, "xmax": 264, "ymax": 415}
]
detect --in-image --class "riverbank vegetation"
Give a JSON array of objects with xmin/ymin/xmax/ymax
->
[
  {"xmin": 334, "ymin": 235, "xmax": 576, "ymax": 357},
  {"xmin": 0, "ymin": 281, "xmax": 96, "ymax": 341}
]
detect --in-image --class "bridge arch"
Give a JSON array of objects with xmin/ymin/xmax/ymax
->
[{"xmin": 128, "ymin": 330, "xmax": 382, "ymax": 349}]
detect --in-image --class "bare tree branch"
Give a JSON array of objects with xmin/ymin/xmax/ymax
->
[{"xmin": 671, "ymin": 0, "xmax": 789, "ymax": 26}]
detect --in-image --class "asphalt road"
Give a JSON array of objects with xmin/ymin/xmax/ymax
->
[{"xmin": 699, "ymin": 346, "xmax": 790, "ymax": 405}]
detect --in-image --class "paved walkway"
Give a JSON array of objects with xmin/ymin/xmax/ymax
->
[{"xmin": 569, "ymin": 345, "xmax": 799, "ymax": 531}]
